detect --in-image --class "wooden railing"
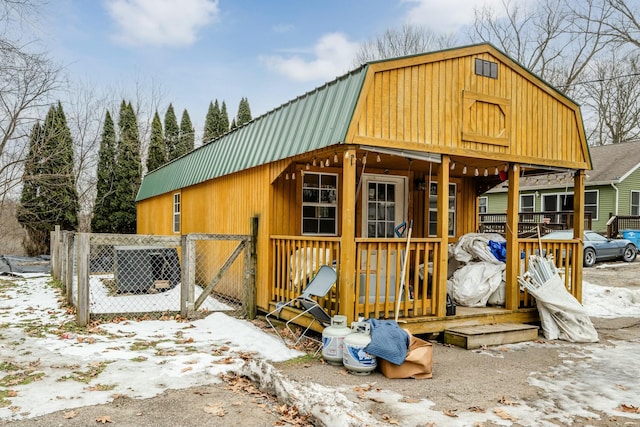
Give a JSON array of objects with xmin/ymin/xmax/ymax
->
[
  {"xmin": 355, "ymin": 238, "xmax": 441, "ymax": 320},
  {"xmin": 607, "ymin": 215, "xmax": 640, "ymax": 238},
  {"xmin": 518, "ymin": 238, "xmax": 581, "ymax": 307},
  {"xmin": 480, "ymin": 211, "xmax": 592, "ymax": 237},
  {"xmin": 270, "ymin": 236, "xmax": 341, "ymax": 317}
]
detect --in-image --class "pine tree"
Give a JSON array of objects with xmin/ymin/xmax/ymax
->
[
  {"xmin": 236, "ymin": 97, "xmax": 252, "ymax": 127},
  {"xmin": 17, "ymin": 122, "xmax": 46, "ymax": 255},
  {"xmin": 146, "ymin": 111, "xmax": 166, "ymax": 172},
  {"xmin": 112, "ymin": 101, "xmax": 142, "ymax": 234},
  {"xmin": 202, "ymin": 101, "xmax": 216, "ymax": 144},
  {"xmin": 91, "ymin": 110, "xmax": 118, "ymax": 233},
  {"xmin": 164, "ymin": 103, "xmax": 179, "ymax": 161},
  {"xmin": 17, "ymin": 102, "xmax": 79, "ymax": 254},
  {"xmin": 177, "ymin": 109, "xmax": 194, "ymax": 157},
  {"xmin": 219, "ymin": 101, "xmax": 229, "ymax": 136},
  {"xmin": 230, "ymin": 118, "xmax": 237, "ymax": 130}
]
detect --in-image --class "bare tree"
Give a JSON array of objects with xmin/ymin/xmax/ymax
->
[
  {"xmin": 353, "ymin": 24, "xmax": 458, "ymax": 66},
  {"xmin": 603, "ymin": 0, "xmax": 640, "ymax": 47},
  {"xmin": 469, "ymin": 0, "xmax": 612, "ymax": 95},
  {"xmin": 0, "ymin": 1, "xmax": 62, "ymax": 209},
  {"xmin": 580, "ymin": 52, "xmax": 640, "ymax": 145}
]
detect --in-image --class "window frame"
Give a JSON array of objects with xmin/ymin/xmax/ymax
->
[
  {"xmin": 172, "ymin": 192, "xmax": 181, "ymax": 234},
  {"xmin": 520, "ymin": 194, "xmax": 535, "ymax": 212},
  {"xmin": 478, "ymin": 196, "xmax": 488, "ymax": 214},
  {"xmin": 428, "ymin": 182, "xmax": 457, "ymax": 237},
  {"xmin": 301, "ymin": 171, "xmax": 339, "ymax": 236},
  {"xmin": 631, "ymin": 190, "xmax": 640, "ymax": 216}
]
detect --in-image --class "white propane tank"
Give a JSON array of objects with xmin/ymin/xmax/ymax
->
[
  {"xmin": 322, "ymin": 315, "xmax": 351, "ymax": 365},
  {"xmin": 342, "ymin": 322, "xmax": 377, "ymax": 375}
]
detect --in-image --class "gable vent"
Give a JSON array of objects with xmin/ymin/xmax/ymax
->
[{"xmin": 475, "ymin": 58, "xmax": 498, "ymax": 79}]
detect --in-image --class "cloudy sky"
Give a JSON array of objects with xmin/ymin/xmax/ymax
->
[{"xmin": 40, "ymin": 0, "xmax": 509, "ymax": 138}]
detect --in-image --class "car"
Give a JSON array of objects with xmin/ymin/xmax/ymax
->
[{"xmin": 541, "ymin": 230, "xmax": 637, "ymax": 267}]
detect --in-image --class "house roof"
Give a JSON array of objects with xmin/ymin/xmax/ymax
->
[
  {"xmin": 488, "ymin": 140, "xmax": 640, "ymax": 192},
  {"xmin": 136, "ymin": 65, "xmax": 367, "ymax": 201}
]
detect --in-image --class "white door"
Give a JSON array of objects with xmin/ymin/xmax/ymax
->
[{"xmin": 361, "ymin": 174, "xmax": 408, "ymax": 237}]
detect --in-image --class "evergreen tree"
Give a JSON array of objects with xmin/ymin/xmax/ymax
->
[
  {"xmin": 17, "ymin": 122, "xmax": 46, "ymax": 255},
  {"xmin": 112, "ymin": 101, "xmax": 142, "ymax": 234},
  {"xmin": 210, "ymin": 100, "xmax": 221, "ymax": 138},
  {"xmin": 230, "ymin": 118, "xmax": 237, "ymax": 130},
  {"xmin": 91, "ymin": 111, "xmax": 117, "ymax": 233},
  {"xmin": 202, "ymin": 101, "xmax": 216, "ymax": 144},
  {"xmin": 219, "ymin": 101, "xmax": 229, "ymax": 136},
  {"xmin": 164, "ymin": 103, "xmax": 179, "ymax": 161},
  {"xmin": 177, "ymin": 109, "xmax": 194, "ymax": 157},
  {"xmin": 17, "ymin": 102, "xmax": 79, "ymax": 254},
  {"xmin": 236, "ymin": 97, "xmax": 252, "ymax": 127},
  {"xmin": 146, "ymin": 111, "xmax": 166, "ymax": 172}
]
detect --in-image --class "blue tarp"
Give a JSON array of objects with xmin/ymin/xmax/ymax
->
[{"xmin": 488, "ymin": 240, "xmax": 507, "ymax": 262}]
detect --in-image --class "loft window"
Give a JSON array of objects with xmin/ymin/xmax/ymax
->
[{"xmin": 475, "ymin": 58, "xmax": 498, "ymax": 79}]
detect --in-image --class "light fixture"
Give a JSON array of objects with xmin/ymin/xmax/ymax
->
[
  {"xmin": 450, "ymin": 162, "xmax": 455, "ymax": 170},
  {"xmin": 306, "ymin": 163, "xmax": 310, "ymax": 170},
  {"xmin": 334, "ymin": 152, "xmax": 338, "ymax": 163},
  {"xmin": 504, "ymin": 164, "xmax": 509, "ymax": 172},
  {"xmin": 474, "ymin": 168, "xmax": 479, "ymax": 176},
  {"xmin": 320, "ymin": 159, "xmax": 324, "ymax": 168},
  {"xmin": 484, "ymin": 168, "xmax": 488, "ymax": 177},
  {"xmin": 292, "ymin": 172, "xmax": 296, "ymax": 180},
  {"xmin": 312, "ymin": 158, "xmax": 317, "ymax": 167},
  {"xmin": 285, "ymin": 172, "xmax": 289, "ymax": 180},
  {"xmin": 325, "ymin": 158, "xmax": 330, "ymax": 167},
  {"xmin": 462, "ymin": 165, "xmax": 467, "ymax": 174},
  {"xmin": 494, "ymin": 167, "xmax": 499, "ymax": 175},
  {"xmin": 376, "ymin": 153, "xmax": 381, "ymax": 162},
  {"xmin": 513, "ymin": 164, "xmax": 518, "ymax": 172}
]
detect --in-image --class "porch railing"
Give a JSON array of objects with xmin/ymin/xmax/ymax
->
[
  {"xmin": 355, "ymin": 238, "xmax": 441, "ymax": 319},
  {"xmin": 479, "ymin": 211, "xmax": 592, "ymax": 237},
  {"xmin": 270, "ymin": 236, "xmax": 341, "ymax": 317},
  {"xmin": 518, "ymin": 238, "xmax": 581, "ymax": 307},
  {"xmin": 607, "ymin": 215, "xmax": 640, "ymax": 238}
]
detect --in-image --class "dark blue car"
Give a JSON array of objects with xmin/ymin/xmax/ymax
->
[{"xmin": 542, "ymin": 230, "xmax": 637, "ymax": 267}]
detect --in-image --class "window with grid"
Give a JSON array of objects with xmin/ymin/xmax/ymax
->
[
  {"xmin": 173, "ymin": 193, "xmax": 181, "ymax": 233},
  {"xmin": 428, "ymin": 182, "xmax": 456, "ymax": 237},
  {"xmin": 584, "ymin": 190, "xmax": 598, "ymax": 221},
  {"xmin": 302, "ymin": 172, "xmax": 338, "ymax": 235},
  {"xmin": 479, "ymin": 196, "xmax": 488, "ymax": 214},
  {"xmin": 632, "ymin": 191, "xmax": 640, "ymax": 216}
]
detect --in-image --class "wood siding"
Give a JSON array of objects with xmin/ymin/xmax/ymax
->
[{"xmin": 346, "ymin": 46, "xmax": 590, "ymax": 170}]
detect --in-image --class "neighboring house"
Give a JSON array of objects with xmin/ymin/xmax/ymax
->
[
  {"xmin": 136, "ymin": 43, "xmax": 591, "ymax": 334},
  {"xmin": 484, "ymin": 140, "xmax": 640, "ymax": 233}
]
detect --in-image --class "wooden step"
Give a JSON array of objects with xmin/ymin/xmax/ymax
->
[{"xmin": 444, "ymin": 323, "xmax": 539, "ymax": 349}]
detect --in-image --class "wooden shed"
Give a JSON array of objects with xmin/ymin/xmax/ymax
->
[{"xmin": 136, "ymin": 43, "xmax": 592, "ymax": 334}]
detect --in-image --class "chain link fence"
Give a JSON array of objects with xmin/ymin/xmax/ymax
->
[{"xmin": 51, "ymin": 228, "xmax": 255, "ymax": 325}]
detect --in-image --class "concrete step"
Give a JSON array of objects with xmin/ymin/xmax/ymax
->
[{"xmin": 444, "ymin": 323, "xmax": 539, "ymax": 349}]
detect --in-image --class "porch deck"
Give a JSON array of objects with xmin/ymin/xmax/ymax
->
[{"xmin": 268, "ymin": 235, "xmax": 581, "ymax": 335}]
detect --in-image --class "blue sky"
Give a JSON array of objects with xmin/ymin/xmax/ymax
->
[{"xmin": 40, "ymin": 0, "xmax": 505, "ymax": 138}]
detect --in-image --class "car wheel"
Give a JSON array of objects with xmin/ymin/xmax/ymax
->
[
  {"xmin": 622, "ymin": 244, "xmax": 637, "ymax": 263},
  {"xmin": 584, "ymin": 248, "xmax": 596, "ymax": 267}
]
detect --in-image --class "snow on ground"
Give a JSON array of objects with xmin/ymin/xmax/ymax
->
[{"xmin": 0, "ymin": 274, "xmax": 639, "ymax": 425}]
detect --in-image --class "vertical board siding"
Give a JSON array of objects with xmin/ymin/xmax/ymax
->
[{"xmin": 351, "ymin": 49, "xmax": 588, "ymax": 169}]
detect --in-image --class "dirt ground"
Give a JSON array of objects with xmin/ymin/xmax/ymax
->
[{"xmin": 3, "ymin": 260, "xmax": 640, "ymax": 427}]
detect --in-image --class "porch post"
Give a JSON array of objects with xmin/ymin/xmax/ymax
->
[
  {"xmin": 573, "ymin": 170, "xmax": 585, "ymax": 302},
  {"xmin": 505, "ymin": 163, "xmax": 520, "ymax": 310},
  {"xmin": 339, "ymin": 149, "xmax": 357, "ymax": 324},
  {"xmin": 435, "ymin": 155, "xmax": 450, "ymax": 317}
]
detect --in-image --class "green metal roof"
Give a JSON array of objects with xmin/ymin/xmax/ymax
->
[{"xmin": 136, "ymin": 65, "xmax": 368, "ymax": 201}]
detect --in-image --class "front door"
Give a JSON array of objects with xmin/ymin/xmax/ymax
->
[{"xmin": 361, "ymin": 174, "xmax": 408, "ymax": 237}]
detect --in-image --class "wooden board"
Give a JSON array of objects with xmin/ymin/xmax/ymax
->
[{"xmin": 444, "ymin": 323, "xmax": 539, "ymax": 349}]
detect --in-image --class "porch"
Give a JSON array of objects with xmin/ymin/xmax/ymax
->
[{"xmin": 268, "ymin": 235, "xmax": 581, "ymax": 335}]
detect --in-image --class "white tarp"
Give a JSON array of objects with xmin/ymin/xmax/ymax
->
[{"xmin": 450, "ymin": 262, "xmax": 505, "ymax": 307}]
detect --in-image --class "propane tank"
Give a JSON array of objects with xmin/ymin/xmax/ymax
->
[
  {"xmin": 322, "ymin": 315, "xmax": 351, "ymax": 365},
  {"xmin": 342, "ymin": 322, "xmax": 377, "ymax": 375}
]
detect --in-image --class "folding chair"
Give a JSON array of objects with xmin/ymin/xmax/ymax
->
[{"xmin": 265, "ymin": 265, "xmax": 336, "ymax": 348}]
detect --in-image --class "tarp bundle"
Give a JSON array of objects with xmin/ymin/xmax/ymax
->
[
  {"xmin": 0, "ymin": 255, "xmax": 50, "ymax": 275},
  {"xmin": 519, "ymin": 255, "xmax": 598, "ymax": 343}
]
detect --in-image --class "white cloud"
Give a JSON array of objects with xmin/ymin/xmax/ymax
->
[
  {"xmin": 259, "ymin": 32, "xmax": 359, "ymax": 82},
  {"xmin": 105, "ymin": 0, "xmax": 219, "ymax": 47},
  {"xmin": 402, "ymin": 0, "xmax": 512, "ymax": 34}
]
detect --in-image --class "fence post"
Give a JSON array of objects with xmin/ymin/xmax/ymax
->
[
  {"xmin": 65, "ymin": 232, "xmax": 75, "ymax": 306},
  {"xmin": 76, "ymin": 233, "xmax": 90, "ymax": 326},
  {"xmin": 180, "ymin": 234, "xmax": 194, "ymax": 318},
  {"xmin": 51, "ymin": 225, "xmax": 61, "ymax": 280},
  {"xmin": 244, "ymin": 217, "xmax": 258, "ymax": 319},
  {"xmin": 60, "ymin": 232, "xmax": 67, "ymax": 292}
]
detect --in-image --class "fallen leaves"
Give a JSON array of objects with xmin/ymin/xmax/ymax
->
[
  {"xmin": 616, "ymin": 403, "xmax": 640, "ymax": 413},
  {"xmin": 95, "ymin": 415, "xmax": 112, "ymax": 423},
  {"xmin": 443, "ymin": 409, "xmax": 459, "ymax": 417},
  {"xmin": 203, "ymin": 403, "xmax": 227, "ymax": 416},
  {"xmin": 62, "ymin": 410, "xmax": 78, "ymax": 419},
  {"xmin": 498, "ymin": 395, "xmax": 519, "ymax": 406},
  {"xmin": 494, "ymin": 408, "xmax": 518, "ymax": 422}
]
